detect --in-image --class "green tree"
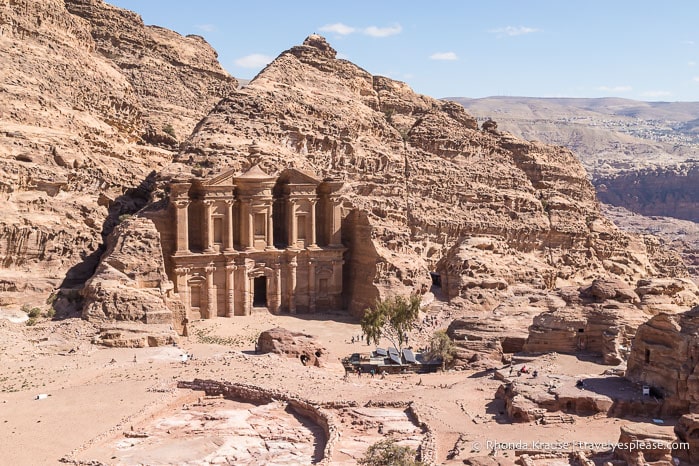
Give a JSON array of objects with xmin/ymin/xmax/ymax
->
[
  {"xmin": 358, "ymin": 438, "xmax": 424, "ymax": 466},
  {"xmin": 427, "ymin": 329, "xmax": 456, "ymax": 370},
  {"xmin": 361, "ymin": 294, "xmax": 421, "ymax": 352}
]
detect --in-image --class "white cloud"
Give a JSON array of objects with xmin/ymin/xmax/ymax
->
[
  {"xmin": 596, "ymin": 85, "xmax": 632, "ymax": 92},
  {"xmin": 642, "ymin": 90, "xmax": 672, "ymax": 98},
  {"xmin": 319, "ymin": 23, "xmax": 355, "ymax": 35},
  {"xmin": 689, "ymin": 61, "xmax": 697, "ymax": 66},
  {"xmin": 489, "ymin": 26, "xmax": 540, "ymax": 37},
  {"xmin": 683, "ymin": 40, "xmax": 696, "ymax": 45},
  {"xmin": 234, "ymin": 54, "xmax": 273, "ymax": 69},
  {"xmin": 430, "ymin": 52, "xmax": 458, "ymax": 61},
  {"xmin": 363, "ymin": 24, "xmax": 402, "ymax": 37},
  {"xmin": 317, "ymin": 22, "xmax": 402, "ymax": 38},
  {"xmin": 693, "ymin": 76, "xmax": 699, "ymax": 82},
  {"xmin": 195, "ymin": 24, "xmax": 216, "ymax": 33}
]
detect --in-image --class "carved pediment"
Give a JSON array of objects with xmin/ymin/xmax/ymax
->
[
  {"xmin": 203, "ymin": 168, "xmax": 238, "ymax": 187},
  {"xmin": 278, "ymin": 168, "xmax": 321, "ymax": 186}
]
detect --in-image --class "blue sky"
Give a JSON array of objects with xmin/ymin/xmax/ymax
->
[{"xmin": 107, "ymin": 1, "xmax": 699, "ymax": 102}]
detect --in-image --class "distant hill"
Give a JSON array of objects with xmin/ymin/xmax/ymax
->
[{"xmin": 450, "ymin": 97, "xmax": 699, "ymax": 177}]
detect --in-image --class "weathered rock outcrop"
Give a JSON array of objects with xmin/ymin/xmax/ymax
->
[
  {"xmin": 674, "ymin": 413, "xmax": 699, "ymax": 464},
  {"xmin": 614, "ymin": 423, "xmax": 676, "ymax": 466},
  {"xmin": 625, "ymin": 307, "xmax": 699, "ymax": 414},
  {"xmin": 257, "ymin": 327, "xmax": 328, "ymax": 367},
  {"xmin": 0, "ymin": 0, "xmax": 235, "ymax": 310},
  {"xmin": 81, "ymin": 216, "xmax": 184, "ymax": 341},
  {"xmin": 524, "ymin": 278, "xmax": 699, "ymax": 364}
]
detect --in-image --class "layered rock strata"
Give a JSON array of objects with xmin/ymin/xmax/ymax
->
[{"xmin": 0, "ymin": 0, "xmax": 235, "ymax": 312}]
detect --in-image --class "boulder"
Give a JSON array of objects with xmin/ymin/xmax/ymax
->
[{"xmin": 257, "ymin": 327, "xmax": 327, "ymax": 367}]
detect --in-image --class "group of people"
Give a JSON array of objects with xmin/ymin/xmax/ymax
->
[{"xmin": 509, "ymin": 364, "xmax": 538, "ymax": 378}]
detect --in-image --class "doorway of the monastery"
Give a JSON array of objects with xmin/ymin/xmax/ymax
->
[{"xmin": 253, "ymin": 276, "xmax": 267, "ymax": 307}]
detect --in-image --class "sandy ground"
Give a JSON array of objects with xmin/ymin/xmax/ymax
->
[{"xmin": 0, "ymin": 311, "xmax": 678, "ymax": 465}]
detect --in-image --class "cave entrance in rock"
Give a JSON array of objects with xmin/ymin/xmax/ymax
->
[
  {"xmin": 429, "ymin": 272, "xmax": 441, "ymax": 288},
  {"xmin": 253, "ymin": 276, "xmax": 267, "ymax": 307}
]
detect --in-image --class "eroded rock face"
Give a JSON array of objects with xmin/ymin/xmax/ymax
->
[
  {"xmin": 154, "ymin": 34, "xmax": 681, "ymax": 316},
  {"xmin": 614, "ymin": 423, "xmax": 675, "ymax": 466},
  {"xmin": 0, "ymin": 0, "xmax": 235, "ymax": 308},
  {"xmin": 674, "ymin": 413, "xmax": 699, "ymax": 464},
  {"xmin": 81, "ymin": 217, "xmax": 184, "ymax": 340},
  {"xmin": 524, "ymin": 278, "xmax": 699, "ymax": 365},
  {"xmin": 257, "ymin": 327, "xmax": 327, "ymax": 367},
  {"xmin": 625, "ymin": 307, "xmax": 699, "ymax": 414}
]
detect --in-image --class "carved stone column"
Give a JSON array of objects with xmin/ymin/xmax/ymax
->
[
  {"xmin": 241, "ymin": 266, "xmax": 251, "ymax": 315},
  {"xmin": 287, "ymin": 199, "xmax": 297, "ymax": 248},
  {"xmin": 174, "ymin": 266, "xmax": 190, "ymax": 311},
  {"xmin": 308, "ymin": 259, "xmax": 316, "ymax": 313},
  {"xmin": 205, "ymin": 264, "xmax": 216, "ymax": 318},
  {"xmin": 174, "ymin": 201, "xmax": 191, "ymax": 255},
  {"xmin": 329, "ymin": 195, "xmax": 343, "ymax": 247},
  {"xmin": 266, "ymin": 205, "xmax": 274, "ymax": 250},
  {"xmin": 225, "ymin": 263, "xmax": 236, "ymax": 317},
  {"xmin": 270, "ymin": 264, "xmax": 281, "ymax": 314},
  {"xmin": 224, "ymin": 199, "xmax": 235, "ymax": 252},
  {"xmin": 309, "ymin": 199, "xmax": 318, "ymax": 249},
  {"xmin": 288, "ymin": 258, "xmax": 297, "ymax": 314},
  {"xmin": 246, "ymin": 200, "xmax": 255, "ymax": 251},
  {"xmin": 203, "ymin": 200, "xmax": 215, "ymax": 253}
]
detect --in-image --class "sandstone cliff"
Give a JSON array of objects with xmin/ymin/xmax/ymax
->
[
  {"xmin": 152, "ymin": 34, "xmax": 678, "ymax": 317},
  {"xmin": 625, "ymin": 307, "xmax": 699, "ymax": 414},
  {"xmin": 0, "ymin": 0, "xmax": 236, "ymax": 311}
]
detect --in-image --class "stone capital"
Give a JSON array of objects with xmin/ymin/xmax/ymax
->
[
  {"xmin": 174, "ymin": 266, "xmax": 190, "ymax": 276},
  {"xmin": 225, "ymin": 263, "xmax": 237, "ymax": 272},
  {"xmin": 202, "ymin": 200, "xmax": 215, "ymax": 207},
  {"xmin": 224, "ymin": 199, "xmax": 235, "ymax": 206},
  {"xmin": 204, "ymin": 264, "xmax": 216, "ymax": 274},
  {"xmin": 174, "ymin": 200, "xmax": 190, "ymax": 209}
]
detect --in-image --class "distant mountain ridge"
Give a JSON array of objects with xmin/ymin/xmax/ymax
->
[{"xmin": 450, "ymin": 96, "xmax": 699, "ymax": 177}]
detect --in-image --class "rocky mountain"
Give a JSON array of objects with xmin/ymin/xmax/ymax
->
[
  {"xmin": 0, "ymin": 0, "xmax": 236, "ymax": 310},
  {"xmin": 452, "ymin": 97, "xmax": 699, "ymax": 178},
  {"xmin": 454, "ymin": 96, "xmax": 699, "ymax": 281},
  {"xmin": 1, "ymin": 0, "xmax": 690, "ymax": 338},
  {"xmin": 128, "ymin": 34, "xmax": 684, "ymax": 319}
]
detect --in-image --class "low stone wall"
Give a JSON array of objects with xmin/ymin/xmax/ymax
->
[
  {"xmin": 408, "ymin": 402, "xmax": 437, "ymax": 465},
  {"xmin": 178, "ymin": 379, "xmax": 340, "ymax": 465}
]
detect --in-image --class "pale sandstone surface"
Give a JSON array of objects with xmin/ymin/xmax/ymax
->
[
  {"xmin": 0, "ymin": 313, "xmax": 684, "ymax": 466},
  {"xmin": 0, "ymin": 0, "xmax": 235, "ymax": 313}
]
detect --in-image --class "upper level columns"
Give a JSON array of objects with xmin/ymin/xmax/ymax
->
[
  {"xmin": 309, "ymin": 199, "xmax": 318, "ymax": 249},
  {"xmin": 287, "ymin": 200, "xmax": 298, "ymax": 248},
  {"xmin": 174, "ymin": 200, "xmax": 190, "ymax": 255},
  {"xmin": 203, "ymin": 200, "xmax": 215, "ymax": 253},
  {"xmin": 266, "ymin": 205, "xmax": 274, "ymax": 250},
  {"xmin": 224, "ymin": 199, "xmax": 235, "ymax": 252}
]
